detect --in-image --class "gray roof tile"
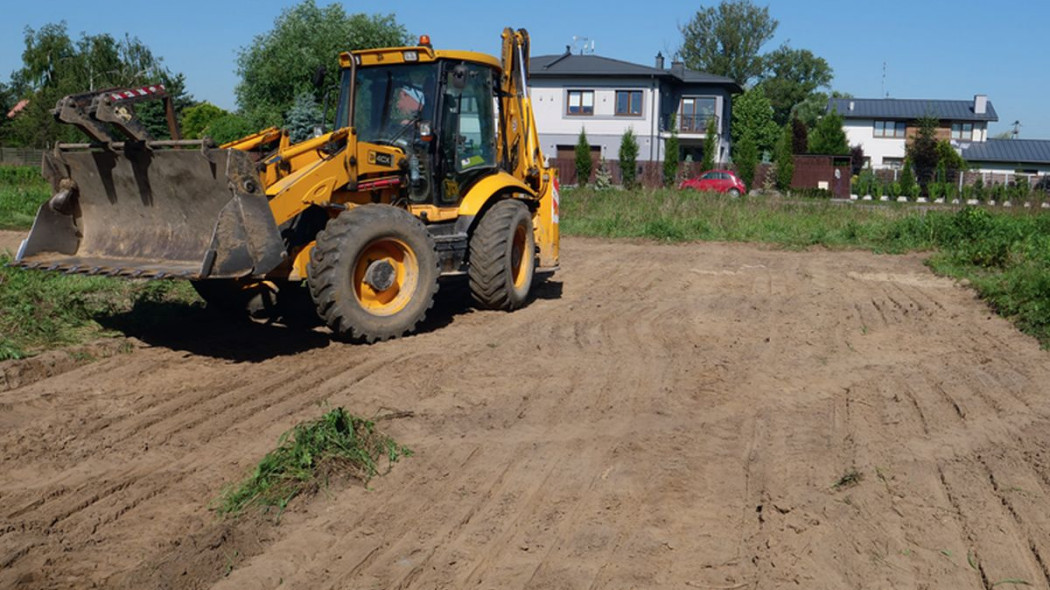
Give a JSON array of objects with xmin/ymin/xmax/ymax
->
[
  {"xmin": 960, "ymin": 139, "xmax": 1050, "ymax": 164},
  {"xmin": 530, "ymin": 53, "xmax": 742, "ymax": 92},
  {"xmin": 829, "ymin": 97, "xmax": 998, "ymax": 122}
]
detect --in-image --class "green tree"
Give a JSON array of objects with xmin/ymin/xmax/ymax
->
[
  {"xmin": 663, "ymin": 117, "xmax": 680, "ymax": 186},
  {"xmin": 774, "ymin": 123, "xmax": 794, "ymax": 191},
  {"xmin": 935, "ymin": 139, "xmax": 967, "ymax": 183},
  {"xmin": 206, "ymin": 113, "xmax": 258, "ymax": 145},
  {"xmin": 790, "ymin": 90, "xmax": 852, "ymax": 129},
  {"xmin": 899, "ymin": 157, "xmax": 917, "ymax": 197},
  {"xmin": 733, "ymin": 134, "xmax": 758, "ymax": 191},
  {"xmin": 286, "ymin": 90, "xmax": 323, "ymax": 142},
  {"xmin": 236, "ymin": 0, "xmax": 409, "ymax": 128},
  {"xmin": 137, "ymin": 72, "xmax": 193, "ymax": 139},
  {"xmin": 679, "ymin": 0, "xmax": 777, "ymax": 86},
  {"xmin": 702, "ymin": 116, "xmax": 718, "ymax": 171},
  {"xmin": 807, "ymin": 109, "xmax": 849, "ymax": 155},
  {"xmin": 757, "ymin": 45, "xmax": 833, "ymax": 126},
  {"xmin": 619, "ymin": 128, "xmax": 640, "ymax": 188},
  {"xmin": 791, "ymin": 117, "xmax": 808, "ymax": 154},
  {"xmin": 849, "ymin": 144, "xmax": 865, "ymax": 175},
  {"xmin": 907, "ymin": 115, "xmax": 939, "ymax": 191},
  {"xmin": 731, "ymin": 86, "xmax": 779, "ymax": 156},
  {"xmin": 575, "ymin": 128, "xmax": 592, "ymax": 186},
  {"xmin": 8, "ymin": 23, "xmax": 186, "ymax": 146},
  {"xmin": 181, "ymin": 102, "xmax": 229, "ymax": 139}
]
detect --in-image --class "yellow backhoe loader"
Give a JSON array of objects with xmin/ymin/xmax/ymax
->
[{"xmin": 14, "ymin": 28, "xmax": 559, "ymax": 342}]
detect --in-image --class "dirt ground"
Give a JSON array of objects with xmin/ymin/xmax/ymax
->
[{"xmin": 3, "ymin": 232, "xmax": 1050, "ymax": 590}]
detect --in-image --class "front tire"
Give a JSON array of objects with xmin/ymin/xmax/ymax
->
[
  {"xmin": 307, "ymin": 205, "xmax": 439, "ymax": 343},
  {"xmin": 469, "ymin": 199, "xmax": 535, "ymax": 310}
]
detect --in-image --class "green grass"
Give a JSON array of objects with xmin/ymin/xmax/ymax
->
[
  {"xmin": 0, "ymin": 166, "xmax": 49, "ymax": 230},
  {"xmin": 0, "ymin": 254, "xmax": 200, "ymax": 360},
  {"xmin": 562, "ymin": 187, "xmax": 943, "ymax": 251},
  {"xmin": 563, "ymin": 188, "xmax": 1050, "ymax": 348},
  {"xmin": 215, "ymin": 407, "xmax": 411, "ymax": 517}
]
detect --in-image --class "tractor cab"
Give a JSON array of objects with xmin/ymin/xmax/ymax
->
[{"xmin": 334, "ymin": 47, "xmax": 500, "ymax": 206}]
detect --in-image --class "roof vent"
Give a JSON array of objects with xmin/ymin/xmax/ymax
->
[{"xmin": 974, "ymin": 94, "xmax": 987, "ymax": 115}]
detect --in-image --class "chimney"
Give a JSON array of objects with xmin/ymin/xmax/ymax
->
[
  {"xmin": 671, "ymin": 60, "xmax": 684, "ymax": 78},
  {"xmin": 848, "ymin": 100, "xmax": 855, "ymax": 112},
  {"xmin": 974, "ymin": 94, "xmax": 987, "ymax": 115},
  {"xmin": 655, "ymin": 52, "xmax": 664, "ymax": 70}
]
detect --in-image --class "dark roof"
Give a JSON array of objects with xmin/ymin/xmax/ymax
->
[
  {"xmin": 960, "ymin": 139, "xmax": 1050, "ymax": 164},
  {"xmin": 530, "ymin": 53, "xmax": 742, "ymax": 92},
  {"xmin": 828, "ymin": 97, "xmax": 998, "ymax": 122}
]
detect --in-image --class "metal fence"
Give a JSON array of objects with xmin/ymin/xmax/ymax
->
[{"xmin": 0, "ymin": 147, "xmax": 44, "ymax": 167}]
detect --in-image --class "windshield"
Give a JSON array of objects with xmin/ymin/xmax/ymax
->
[{"xmin": 337, "ymin": 63, "xmax": 439, "ymax": 144}]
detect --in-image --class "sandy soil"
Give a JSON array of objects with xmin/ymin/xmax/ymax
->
[{"xmin": 3, "ymin": 234, "xmax": 1050, "ymax": 590}]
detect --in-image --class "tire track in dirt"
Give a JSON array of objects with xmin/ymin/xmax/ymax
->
[{"xmin": 5, "ymin": 238, "xmax": 1050, "ymax": 589}]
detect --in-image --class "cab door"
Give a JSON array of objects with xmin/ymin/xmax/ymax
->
[{"xmin": 435, "ymin": 62, "xmax": 498, "ymax": 205}]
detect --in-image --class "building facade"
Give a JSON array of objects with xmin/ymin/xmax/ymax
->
[
  {"xmin": 829, "ymin": 96, "xmax": 998, "ymax": 169},
  {"xmin": 529, "ymin": 50, "xmax": 742, "ymax": 167}
]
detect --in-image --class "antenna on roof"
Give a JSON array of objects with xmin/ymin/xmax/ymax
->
[
  {"xmin": 882, "ymin": 62, "xmax": 888, "ymax": 98},
  {"xmin": 571, "ymin": 35, "xmax": 595, "ymax": 55}
]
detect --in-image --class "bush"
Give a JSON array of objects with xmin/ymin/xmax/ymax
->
[
  {"xmin": 663, "ymin": 120, "xmax": 680, "ymax": 187},
  {"xmin": 206, "ymin": 114, "xmax": 259, "ymax": 145},
  {"xmin": 774, "ymin": 124, "xmax": 794, "ymax": 191},
  {"xmin": 575, "ymin": 128, "xmax": 592, "ymax": 186},
  {"xmin": 733, "ymin": 135, "xmax": 758, "ymax": 191},
  {"xmin": 619, "ymin": 128, "xmax": 639, "ymax": 189},
  {"xmin": 702, "ymin": 117, "xmax": 718, "ymax": 171}
]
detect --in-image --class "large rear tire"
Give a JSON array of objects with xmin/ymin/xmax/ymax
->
[
  {"xmin": 468, "ymin": 199, "xmax": 535, "ymax": 310},
  {"xmin": 307, "ymin": 204, "xmax": 439, "ymax": 343}
]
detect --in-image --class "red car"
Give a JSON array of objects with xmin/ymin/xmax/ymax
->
[{"xmin": 679, "ymin": 169, "xmax": 747, "ymax": 196}]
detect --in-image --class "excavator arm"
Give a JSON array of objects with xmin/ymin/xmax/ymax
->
[{"xmin": 498, "ymin": 28, "xmax": 559, "ymax": 269}]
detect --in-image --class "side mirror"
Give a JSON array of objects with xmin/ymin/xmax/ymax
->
[{"xmin": 450, "ymin": 65, "xmax": 468, "ymax": 90}]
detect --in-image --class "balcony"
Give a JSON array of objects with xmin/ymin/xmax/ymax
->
[{"xmin": 664, "ymin": 114, "xmax": 719, "ymax": 135}]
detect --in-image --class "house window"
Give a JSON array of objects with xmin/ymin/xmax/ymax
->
[
  {"xmin": 951, "ymin": 122, "xmax": 974, "ymax": 140},
  {"xmin": 566, "ymin": 90, "xmax": 594, "ymax": 116},
  {"xmin": 615, "ymin": 90, "xmax": 643, "ymax": 116},
  {"xmin": 679, "ymin": 97, "xmax": 716, "ymax": 132},
  {"xmin": 874, "ymin": 120, "xmax": 906, "ymax": 138}
]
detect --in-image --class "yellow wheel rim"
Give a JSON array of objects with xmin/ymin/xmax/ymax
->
[
  {"xmin": 352, "ymin": 238, "xmax": 418, "ymax": 315},
  {"xmin": 511, "ymin": 223, "xmax": 529, "ymax": 289}
]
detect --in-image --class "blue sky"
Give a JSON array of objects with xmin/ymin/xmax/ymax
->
[{"xmin": 4, "ymin": 0, "xmax": 1048, "ymax": 138}]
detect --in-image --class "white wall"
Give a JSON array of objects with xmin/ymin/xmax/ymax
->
[
  {"xmin": 844, "ymin": 119, "xmax": 904, "ymax": 167},
  {"xmin": 845, "ymin": 120, "xmax": 991, "ymax": 168},
  {"xmin": 530, "ymin": 82, "xmax": 666, "ymax": 162}
]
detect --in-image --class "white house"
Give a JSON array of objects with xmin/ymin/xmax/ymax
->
[
  {"xmin": 829, "ymin": 96, "xmax": 998, "ymax": 169},
  {"xmin": 529, "ymin": 49, "xmax": 742, "ymax": 168}
]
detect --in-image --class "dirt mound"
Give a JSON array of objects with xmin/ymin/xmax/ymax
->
[{"xmin": 2, "ymin": 236, "xmax": 1050, "ymax": 589}]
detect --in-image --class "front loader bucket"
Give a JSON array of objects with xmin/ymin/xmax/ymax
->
[{"xmin": 15, "ymin": 143, "xmax": 285, "ymax": 279}]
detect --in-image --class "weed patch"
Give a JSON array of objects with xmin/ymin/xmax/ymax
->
[
  {"xmin": 0, "ymin": 166, "xmax": 48, "ymax": 230},
  {"xmin": 832, "ymin": 468, "xmax": 863, "ymax": 490},
  {"xmin": 0, "ymin": 255, "xmax": 200, "ymax": 359},
  {"xmin": 216, "ymin": 407, "xmax": 412, "ymax": 517}
]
